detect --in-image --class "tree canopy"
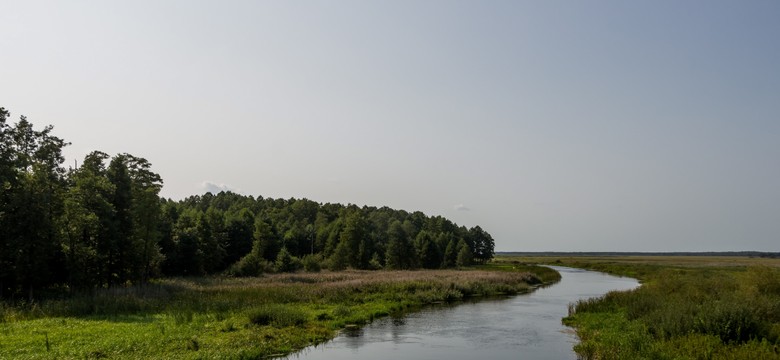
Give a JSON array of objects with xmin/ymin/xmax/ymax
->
[{"xmin": 0, "ymin": 108, "xmax": 495, "ymax": 300}]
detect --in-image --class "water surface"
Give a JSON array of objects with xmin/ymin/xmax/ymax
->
[{"xmin": 289, "ymin": 266, "xmax": 639, "ymax": 360}]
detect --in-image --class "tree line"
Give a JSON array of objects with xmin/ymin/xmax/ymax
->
[{"xmin": 0, "ymin": 108, "xmax": 495, "ymax": 300}]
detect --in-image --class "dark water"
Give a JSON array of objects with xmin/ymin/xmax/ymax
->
[{"xmin": 287, "ymin": 266, "xmax": 639, "ymax": 360}]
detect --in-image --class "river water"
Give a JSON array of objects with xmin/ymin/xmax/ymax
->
[{"xmin": 287, "ymin": 266, "xmax": 639, "ymax": 360}]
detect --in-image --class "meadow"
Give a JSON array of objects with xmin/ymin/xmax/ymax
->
[
  {"xmin": 0, "ymin": 266, "xmax": 558, "ymax": 359},
  {"xmin": 495, "ymin": 255, "xmax": 780, "ymax": 359}
]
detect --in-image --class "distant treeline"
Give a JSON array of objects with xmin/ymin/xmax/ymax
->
[
  {"xmin": 0, "ymin": 108, "xmax": 494, "ymax": 300},
  {"xmin": 500, "ymin": 252, "xmax": 780, "ymax": 258}
]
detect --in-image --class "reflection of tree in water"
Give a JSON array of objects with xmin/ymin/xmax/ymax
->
[
  {"xmin": 392, "ymin": 315, "xmax": 407, "ymax": 344},
  {"xmin": 343, "ymin": 327, "xmax": 363, "ymax": 338},
  {"xmin": 340, "ymin": 314, "xmax": 413, "ymax": 350},
  {"xmin": 342, "ymin": 326, "xmax": 364, "ymax": 350}
]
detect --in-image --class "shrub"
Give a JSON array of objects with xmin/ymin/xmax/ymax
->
[
  {"xmin": 302, "ymin": 254, "xmax": 322, "ymax": 273},
  {"xmin": 275, "ymin": 247, "xmax": 302, "ymax": 273},
  {"xmin": 248, "ymin": 304, "xmax": 308, "ymax": 327},
  {"xmin": 227, "ymin": 253, "xmax": 274, "ymax": 277}
]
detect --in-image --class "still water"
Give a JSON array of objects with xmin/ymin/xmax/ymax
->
[{"xmin": 288, "ymin": 266, "xmax": 639, "ymax": 360}]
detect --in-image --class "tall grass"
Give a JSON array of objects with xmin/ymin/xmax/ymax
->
[
  {"xmin": 0, "ymin": 266, "xmax": 556, "ymax": 359},
  {"xmin": 563, "ymin": 263, "xmax": 780, "ymax": 359}
]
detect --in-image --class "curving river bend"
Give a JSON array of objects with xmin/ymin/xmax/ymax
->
[{"xmin": 288, "ymin": 266, "xmax": 639, "ymax": 360}]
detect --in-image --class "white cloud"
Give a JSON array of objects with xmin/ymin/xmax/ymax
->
[
  {"xmin": 454, "ymin": 203, "xmax": 471, "ymax": 211},
  {"xmin": 201, "ymin": 181, "xmax": 240, "ymax": 194}
]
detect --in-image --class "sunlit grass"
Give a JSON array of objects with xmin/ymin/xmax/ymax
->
[
  {"xmin": 513, "ymin": 255, "xmax": 780, "ymax": 360},
  {"xmin": 1, "ymin": 267, "xmax": 555, "ymax": 359}
]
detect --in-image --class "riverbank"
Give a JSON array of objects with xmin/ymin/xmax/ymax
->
[
  {"xmin": 1, "ymin": 266, "xmax": 559, "ymax": 359},
  {"xmin": 291, "ymin": 265, "xmax": 631, "ymax": 360},
  {"xmin": 496, "ymin": 255, "xmax": 780, "ymax": 359}
]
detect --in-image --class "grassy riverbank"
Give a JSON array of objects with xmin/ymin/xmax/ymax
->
[
  {"xmin": 1, "ymin": 266, "xmax": 557, "ymax": 359},
  {"xmin": 496, "ymin": 255, "xmax": 780, "ymax": 359}
]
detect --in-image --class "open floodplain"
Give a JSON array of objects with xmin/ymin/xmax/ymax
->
[
  {"xmin": 496, "ymin": 254, "xmax": 780, "ymax": 359},
  {"xmin": 0, "ymin": 266, "xmax": 559, "ymax": 359},
  {"xmin": 3, "ymin": 255, "xmax": 779, "ymax": 359}
]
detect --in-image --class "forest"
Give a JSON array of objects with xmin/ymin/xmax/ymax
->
[{"xmin": 0, "ymin": 107, "xmax": 495, "ymax": 300}]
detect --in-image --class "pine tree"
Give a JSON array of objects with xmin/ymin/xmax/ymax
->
[
  {"xmin": 107, "ymin": 155, "xmax": 135, "ymax": 284},
  {"xmin": 5, "ymin": 116, "xmax": 68, "ymax": 299},
  {"xmin": 339, "ymin": 211, "xmax": 367, "ymax": 268},
  {"xmin": 456, "ymin": 239, "xmax": 472, "ymax": 267},
  {"xmin": 253, "ymin": 217, "xmax": 279, "ymax": 261},
  {"xmin": 385, "ymin": 220, "xmax": 416, "ymax": 269},
  {"xmin": 416, "ymin": 231, "xmax": 441, "ymax": 269},
  {"xmin": 61, "ymin": 151, "xmax": 114, "ymax": 289},
  {"xmin": 442, "ymin": 239, "xmax": 457, "ymax": 268},
  {"xmin": 125, "ymin": 155, "xmax": 164, "ymax": 283}
]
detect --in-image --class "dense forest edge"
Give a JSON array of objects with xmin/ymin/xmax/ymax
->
[
  {"xmin": 0, "ymin": 107, "xmax": 494, "ymax": 301},
  {"xmin": 499, "ymin": 251, "xmax": 780, "ymax": 258}
]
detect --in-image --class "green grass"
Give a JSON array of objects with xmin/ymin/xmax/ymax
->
[
  {"xmin": 496, "ymin": 255, "xmax": 780, "ymax": 360},
  {"xmin": 0, "ymin": 267, "xmax": 557, "ymax": 359}
]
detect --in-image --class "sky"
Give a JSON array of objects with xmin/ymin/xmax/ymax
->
[{"xmin": 2, "ymin": 1, "xmax": 779, "ymax": 252}]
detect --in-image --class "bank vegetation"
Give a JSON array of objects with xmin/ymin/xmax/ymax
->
[
  {"xmin": 1, "ymin": 266, "xmax": 558, "ymax": 359},
  {"xmin": 498, "ymin": 255, "xmax": 780, "ymax": 359}
]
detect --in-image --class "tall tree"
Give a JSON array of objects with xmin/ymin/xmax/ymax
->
[
  {"xmin": 125, "ymin": 154, "xmax": 164, "ymax": 283},
  {"xmin": 385, "ymin": 220, "xmax": 416, "ymax": 269},
  {"xmin": 157, "ymin": 200, "xmax": 179, "ymax": 275},
  {"xmin": 442, "ymin": 239, "xmax": 457, "ymax": 268},
  {"xmin": 0, "ymin": 108, "xmax": 14, "ymax": 297},
  {"xmin": 200, "ymin": 207, "xmax": 227, "ymax": 273},
  {"xmin": 173, "ymin": 209, "xmax": 204, "ymax": 276},
  {"xmin": 106, "ymin": 155, "xmax": 139, "ymax": 284},
  {"xmin": 456, "ymin": 239, "xmax": 473, "ymax": 267},
  {"xmin": 416, "ymin": 231, "xmax": 441, "ymax": 269},
  {"xmin": 61, "ymin": 151, "xmax": 114, "ymax": 289},
  {"xmin": 467, "ymin": 226, "xmax": 495, "ymax": 264},
  {"xmin": 5, "ymin": 115, "xmax": 68, "ymax": 299},
  {"xmin": 224, "ymin": 208, "xmax": 255, "ymax": 264},
  {"xmin": 253, "ymin": 216, "xmax": 279, "ymax": 262},
  {"xmin": 338, "ymin": 211, "xmax": 368, "ymax": 268}
]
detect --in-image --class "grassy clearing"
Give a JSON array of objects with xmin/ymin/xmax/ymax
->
[
  {"xmin": 496, "ymin": 255, "xmax": 780, "ymax": 359},
  {"xmin": 0, "ymin": 267, "xmax": 555, "ymax": 359}
]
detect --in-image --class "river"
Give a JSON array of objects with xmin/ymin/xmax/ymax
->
[{"xmin": 287, "ymin": 266, "xmax": 639, "ymax": 360}]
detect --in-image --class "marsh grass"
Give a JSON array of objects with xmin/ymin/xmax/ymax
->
[
  {"xmin": 0, "ymin": 267, "xmax": 554, "ymax": 359},
  {"xmin": 248, "ymin": 305, "xmax": 307, "ymax": 327},
  {"xmin": 536, "ymin": 255, "xmax": 780, "ymax": 359}
]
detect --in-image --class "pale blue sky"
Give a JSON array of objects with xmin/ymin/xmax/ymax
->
[{"xmin": 2, "ymin": 1, "xmax": 778, "ymax": 251}]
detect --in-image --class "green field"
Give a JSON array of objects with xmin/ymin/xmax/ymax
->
[
  {"xmin": 495, "ymin": 255, "xmax": 780, "ymax": 359},
  {"xmin": 0, "ymin": 266, "xmax": 558, "ymax": 359}
]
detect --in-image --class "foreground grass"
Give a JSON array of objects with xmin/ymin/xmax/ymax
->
[
  {"xmin": 1, "ymin": 267, "xmax": 555, "ymax": 359},
  {"xmin": 497, "ymin": 255, "xmax": 780, "ymax": 359}
]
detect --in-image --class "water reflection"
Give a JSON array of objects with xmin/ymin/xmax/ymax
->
[{"xmin": 288, "ymin": 266, "xmax": 639, "ymax": 360}]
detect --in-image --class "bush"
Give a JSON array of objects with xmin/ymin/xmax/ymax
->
[
  {"xmin": 248, "ymin": 304, "xmax": 308, "ymax": 327},
  {"xmin": 275, "ymin": 247, "xmax": 302, "ymax": 273},
  {"xmin": 227, "ymin": 254, "xmax": 274, "ymax": 277},
  {"xmin": 302, "ymin": 254, "xmax": 322, "ymax": 273}
]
